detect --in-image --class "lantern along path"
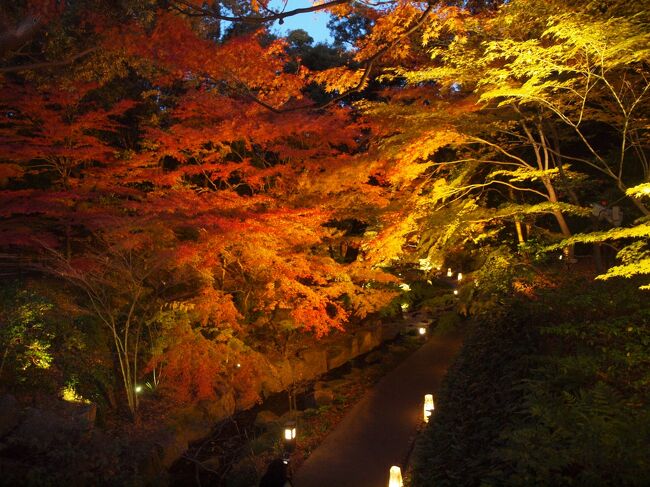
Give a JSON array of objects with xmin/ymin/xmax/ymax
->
[{"xmin": 293, "ymin": 330, "xmax": 463, "ymax": 487}]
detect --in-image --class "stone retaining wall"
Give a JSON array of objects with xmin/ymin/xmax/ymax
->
[{"xmin": 145, "ymin": 320, "xmax": 404, "ymax": 476}]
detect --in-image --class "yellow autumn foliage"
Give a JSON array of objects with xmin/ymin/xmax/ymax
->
[{"xmin": 312, "ymin": 67, "xmax": 366, "ymax": 94}]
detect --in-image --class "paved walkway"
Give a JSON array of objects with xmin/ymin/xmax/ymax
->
[{"xmin": 293, "ymin": 331, "xmax": 464, "ymax": 487}]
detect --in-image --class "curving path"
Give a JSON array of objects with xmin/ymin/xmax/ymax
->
[{"xmin": 293, "ymin": 330, "xmax": 464, "ymax": 487}]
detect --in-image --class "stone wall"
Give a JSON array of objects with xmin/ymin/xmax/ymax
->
[{"xmin": 148, "ymin": 320, "xmax": 404, "ymax": 474}]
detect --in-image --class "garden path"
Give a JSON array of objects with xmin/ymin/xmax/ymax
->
[{"xmin": 293, "ymin": 329, "xmax": 463, "ymax": 487}]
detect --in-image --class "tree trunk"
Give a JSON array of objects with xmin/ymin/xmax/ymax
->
[
  {"xmin": 530, "ymin": 121, "xmax": 575, "ymax": 260},
  {"xmin": 539, "ymin": 169, "xmax": 576, "ymax": 260},
  {"xmin": 620, "ymin": 182, "xmax": 650, "ymax": 216},
  {"xmin": 549, "ymin": 125, "xmax": 581, "ymax": 206},
  {"xmin": 593, "ymin": 242, "xmax": 604, "ymax": 273},
  {"xmin": 508, "ymin": 188, "xmax": 526, "ymax": 245},
  {"xmin": 514, "ymin": 218, "xmax": 525, "ymax": 245}
]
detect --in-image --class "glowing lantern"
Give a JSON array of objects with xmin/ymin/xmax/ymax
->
[
  {"xmin": 401, "ymin": 303, "xmax": 409, "ymax": 311},
  {"xmin": 236, "ymin": 363, "xmax": 241, "ymax": 368},
  {"xmin": 453, "ymin": 289, "xmax": 458, "ymax": 296},
  {"xmin": 283, "ymin": 421, "xmax": 297, "ymax": 452},
  {"xmin": 457, "ymin": 272, "xmax": 463, "ymax": 281},
  {"xmin": 418, "ymin": 326, "xmax": 427, "ymax": 336},
  {"xmin": 423, "ymin": 394, "xmax": 435, "ymax": 423},
  {"xmin": 446, "ymin": 267, "xmax": 452, "ymax": 277},
  {"xmin": 284, "ymin": 422, "xmax": 296, "ymax": 440},
  {"xmin": 135, "ymin": 385, "xmax": 143, "ymax": 394},
  {"xmin": 388, "ymin": 466, "xmax": 403, "ymax": 487}
]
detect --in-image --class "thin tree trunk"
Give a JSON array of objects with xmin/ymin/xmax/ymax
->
[
  {"xmin": 593, "ymin": 242, "xmax": 604, "ymax": 273},
  {"xmin": 549, "ymin": 125, "xmax": 581, "ymax": 206},
  {"xmin": 525, "ymin": 121, "xmax": 575, "ymax": 259},
  {"xmin": 515, "ymin": 218, "xmax": 525, "ymax": 245},
  {"xmin": 543, "ymin": 179, "xmax": 572, "ymax": 238},
  {"xmin": 523, "ymin": 122, "xmax": 574, "ymax": 239},
  {"xmin": 508, "ymin": 188, "xmax": 526, "ymax": 245},
  {"xmin": 619, "ymin": 181, "xmax": 650, "ymax": 216}
]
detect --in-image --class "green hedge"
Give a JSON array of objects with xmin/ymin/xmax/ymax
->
[{"xmin": 411, "ymin": 278, "xmax": 650, "ymax": 486}]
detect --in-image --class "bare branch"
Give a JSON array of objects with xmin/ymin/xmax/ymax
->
[
  {"xmin": 0, "ymin": 47, "xmax": 98, "ymax": 74},
  {"xmin": 170, "ymin": 0, "xmax": 352, "ymax": 24}
]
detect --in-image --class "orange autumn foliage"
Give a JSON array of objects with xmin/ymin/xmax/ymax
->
[{"xmin": 0, "ymin": 2, "xmax": 440, "ymax": 412}]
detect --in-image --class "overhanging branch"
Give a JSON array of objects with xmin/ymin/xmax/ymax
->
[
  {"xmin": 0, "ymin": 47, "xmax": 98, "ymax": 74},
  {"xmin": 170, "ymin": 0, "xmax": 352, "ymax": 24},
  {"xmin": 232, "ymin": 2, "xmax": 436, "ymax": 113}
]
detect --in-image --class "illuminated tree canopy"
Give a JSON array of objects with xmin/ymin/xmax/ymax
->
[{"xmin": 0, "ymin": 0, "xmax": 648, "ymax": 446}]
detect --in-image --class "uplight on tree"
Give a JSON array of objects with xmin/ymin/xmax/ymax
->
[
  {"xmin": 418, "ymin": 258, "xmax": 433, "ymax": 271},
  {"xmin": 61, "ymin": 385, "xmax": 89, "ymax": 404},
  {"xmin": 389, "ymin": 466, "xmax": 403, "ymax": 487},
  {"xmin": 423, "ymin": 394, "xmax": 435, "ymax": 423}
]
